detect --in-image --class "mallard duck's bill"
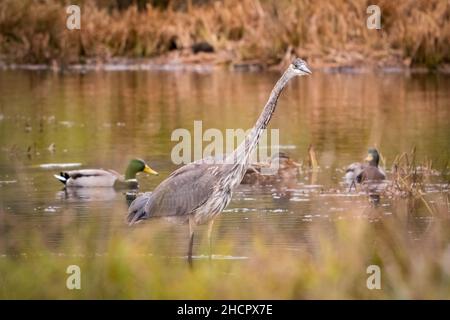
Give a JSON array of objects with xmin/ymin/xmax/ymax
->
[
  {"xmin": 365, "ymin": 154, "xmax": 373, "ymax": 162},
  {"xmin": 144, "ymin": 165, "xmax": 159, "ymax": 175}
]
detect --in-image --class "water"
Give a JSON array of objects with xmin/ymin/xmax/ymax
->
[{"xmin": 0, "ymin": 69, "xmax": 449, "ymax": 258}]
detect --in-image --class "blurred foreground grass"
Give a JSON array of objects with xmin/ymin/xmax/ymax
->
[{"xmin": 1, "ymin": 194, "xmax": 449, "ymax": 299}]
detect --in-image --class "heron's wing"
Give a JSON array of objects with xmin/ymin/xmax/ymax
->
[
  {"xmin": 127, "ymin": 192, "xmax": 152, "ymax": 223},
  {"xmin": 127, "ymin": 163, "xmax": 225, "ymax": 224}
]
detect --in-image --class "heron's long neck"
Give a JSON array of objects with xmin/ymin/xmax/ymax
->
[{"xmin": 225, "ymin": 68, "xmax": 294, "ymax": 185}]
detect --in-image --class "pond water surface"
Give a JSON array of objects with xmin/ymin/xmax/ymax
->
[{"xmin": 0, "ymin": 69, "xmax": 449, "ymax": 258}]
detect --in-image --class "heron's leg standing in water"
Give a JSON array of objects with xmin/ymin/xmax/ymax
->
[
  {"xmin": 188, "ymin": 215, "xmax": 195, "ymax": 267},
  {"xmin": 207, "ymin": 219, "xmax": 215, "ymax": 260}
]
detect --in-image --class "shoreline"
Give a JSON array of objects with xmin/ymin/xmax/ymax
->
[{"xmin": 2, "ymin": 60, "xmax": 449, "ymax": 75}]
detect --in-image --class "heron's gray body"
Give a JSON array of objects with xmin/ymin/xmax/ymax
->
[
  {"xmin": 127, "ymin": 98, "xmax": 277, "ymax": 226},
  {"xmin": 128, "ymin": 160, "xmax": 246, "ymax": 225}
]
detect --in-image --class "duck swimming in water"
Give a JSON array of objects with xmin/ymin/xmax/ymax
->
[
  {"xmin": 54, "ymin": 158, "xmax": 158, "ymax": 189},
  {"xmin": 345, "ymin": 148, "xmax": 386, "ymax": 190},
  {"xmin": 241, "ymin": 152, "xmax": 301, "ymax": 185}
]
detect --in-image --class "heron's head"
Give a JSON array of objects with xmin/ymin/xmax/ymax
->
[
  {"xmin": 289, "ymin": 58, "xmax": 312, "ymax": 77},
  {"xmin": 365, "ymin": 148, "xmax": 381, "ymax": 167},
  {"xmin": 125, "ymin": 158, "xmax": 158, "ymax": 180}
]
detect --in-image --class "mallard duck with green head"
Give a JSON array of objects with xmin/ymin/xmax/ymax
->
[
  {"xmin": 54, "ymin": 159, "xmax": 158, "ymax": 189},
  {"xmin": 345, "ymin": 148, "xmax": 386, "ymax": 189}
]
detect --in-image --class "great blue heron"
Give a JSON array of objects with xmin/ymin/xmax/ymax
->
[{"xmin": 127, "ymin": 58, "xmax": 312, "ymax": 263}]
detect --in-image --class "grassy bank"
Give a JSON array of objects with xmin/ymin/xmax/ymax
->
[
  {"xmin": 0, "ymin": 193, "xmax": 449, "ymax": 299},
  {"xmin": 0, "ymin": 0, "xmax": 449, "ymax": 70}
]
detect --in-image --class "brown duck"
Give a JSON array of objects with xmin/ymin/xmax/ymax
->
[
  {"xmin": 241, "ymin": 152, "xmax": 300, "ymax": 185},
  {"xmin": 345, "ymin": 148, "xmax": 386, "ymax": 189}
]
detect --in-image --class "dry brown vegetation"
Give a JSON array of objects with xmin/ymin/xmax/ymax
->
[
  {"xmin": 381, "ymin": 148, "xmax": 449, "ymax": 215},
  {"xmin": 0, "ymin": 0, "xmax": 449, "ymax": 69}
]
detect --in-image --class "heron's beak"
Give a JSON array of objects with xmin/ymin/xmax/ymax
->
[
  {"xmin": 365, "ymin": 154, "xmax": 373, "ymax": 162},
  {"xmin": 302, "ymin": 65, "xmax": 312, "ymax": 75},
  {"xmin": 143, "ymin": 165, "xmax": 158, "ymax": 175}
]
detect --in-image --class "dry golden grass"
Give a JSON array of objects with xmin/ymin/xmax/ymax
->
[{"xmin": 0, "ymin": 0, "xmax": 448, "ymax": 69}]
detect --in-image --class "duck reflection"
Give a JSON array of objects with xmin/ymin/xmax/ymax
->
[{"xmin": 56, "ymin": 187, "xmax": 119, "ymax": 202}]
